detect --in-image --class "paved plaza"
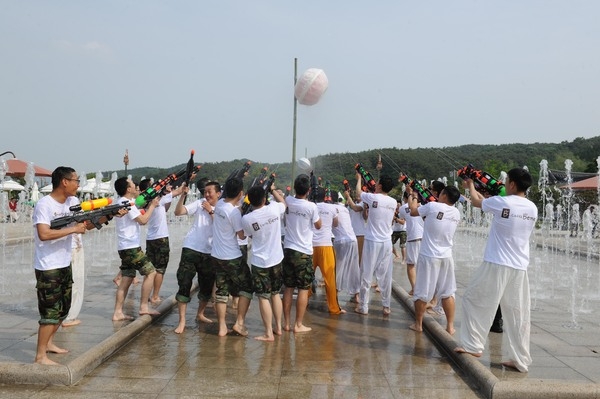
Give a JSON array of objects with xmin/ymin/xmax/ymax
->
[{"xmin": 0, "ymin": 221, "xmax": 599, "ymax": 398}]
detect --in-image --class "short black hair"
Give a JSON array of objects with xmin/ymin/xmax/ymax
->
[
  {"xmin": 138, "ymin": 178, "xmax": 152, "ymax": 192},
  {"xmin": 294, "ymin": 174, "xmax": 311, "ymax": 196},
  {"xmin": 247, "ymin": 185, "xmax": 266, "ymax": 207},
  {"xmin": 379, "ymin": 175, "xmax": 394, "ymax": 193},
  {"xmin": 114, "ymin": 177, "xmax": 129, "ymax": 196},
  {"xmin": 442, "ymin": 186, "xmax": 461, "ymax": 205},
  {"xmin": 224, "ymin": 177, "xmax": 243, "ymax": 199},
  {"xmin": 430, "ymin": 181, "xmax": 446, "ymax": 196},
  {"xmin": 507, "ymin": 168, "xmax": 533, "ymax": 193},
  {"xmin": 51, "ymin": 166, "xmax": 76, "ymax": 189}
]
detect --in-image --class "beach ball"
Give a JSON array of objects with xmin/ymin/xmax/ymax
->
[
  {"xmin": 297, "ymin": 157, "xmax": 312, "ymax": 172},
  {"xmin": 294, "ymin": 68, "xmax": 328, "ymax": 106}
]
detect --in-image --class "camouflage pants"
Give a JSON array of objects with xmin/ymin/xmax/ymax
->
[
  {"xmin": 212, "ymin": 256, "xmax": 253, "ymax": 303},
  {"xmin": 118, "ymin": 247, "xmax": 156, "ymax": 278},
  {"xmin": 176, "ymin": 248, "xmax": 215, "ymax": 303},
  {"xmin": 35, "ymin": 266, "xmax": 72, "ymax": 325},
  {"xmin": 282, "ymin": 248, "xmax": 314, "ymax": 290},
  {"xmin": 252, "ymin": 263, "xmax": 283, "ymax": 299},
  {"xmin": 146, "ymin": 237, "xmax": 170, "ymax": 274}
]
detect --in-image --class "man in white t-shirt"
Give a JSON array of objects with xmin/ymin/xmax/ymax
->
[
  {"xmin": 402, "ymin": 190, "xmax": 424, "ymax": 296},
  {"xmin": 456, "ymin": 168, "xmax": 538, "ymax": 373},
  {"xmin": 32, "ymin": 167, "xmax": 100, "ymax": 365},
  {"xmin": 312, "ymin": 186, "xmax": 345, "ymax": 314},
  {"xmin": 282, "ymin": 174, "xmax": 321, "ymax": 333},
  {"xmin": 173, "ymin": 181, "xmax": 220, "ymax": 333},
  {"xmin": 138, "ymin": 178, "xmax": 184, "ymax": 305},
  {"xmin": 408, "ymin": 186, "xmax": 461, "ymax": 335},
  {"xmin": 242, "ymin": 184, "xmax": 285, "ymax": 341},
  {"xmin": 211, "ymin": 177, "xmax": 253, "ymax": 337},
  {"xmin": 349, "ymin": 174, "xmax": 398, "ymax": 316},
  {"xmin": 335, "ymin": 191, "xmax": 361, "ymax": 304},
  {"xmin": 112, "ymin": 177, "xmax": 160, "ymax": 321}
]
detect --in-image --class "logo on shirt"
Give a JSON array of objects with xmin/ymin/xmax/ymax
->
[
  {"xmin": 372, "ymin": 201, "xmax": 378, "ymax": 208},
  {"xmin": 436, "ymin": 212, "xmax": 444, "ymax": 220},
  {"xmin": 501, "ymin": 208, "xmax": 510, "ymax": 218},
  {"xmin": 252, "ymin": 222, "xmax": 260, "ymax": 231}
]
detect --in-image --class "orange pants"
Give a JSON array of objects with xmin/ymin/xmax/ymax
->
[{"xmin": 313, "ymin": 246, "xmax": 342, "ymax": 314}]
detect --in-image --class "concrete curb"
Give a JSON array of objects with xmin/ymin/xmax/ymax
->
[
  {"xmin": 390, "ymin": 280, "xmax": 600, "ymax": 399},
  {"xmin": 0, "ymin": 283, "xmax": 195, "ymax": 386}
]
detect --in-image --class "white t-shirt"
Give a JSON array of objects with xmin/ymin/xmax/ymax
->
[
  {"xmin": 182, "ymin": 198, "xmax": 214, "ymax": 254},
  {"xmin": 349, "ymin": 201, "xmax": 366, "ymax": 236},
  {"xmin": 242, "ymin": 202, "xmax": 286, "ymax": 268},
  {"xmin": 332, "ymin": 204, "xmax": 356, "ymax": 243},
  {"xmin": 482, "ymin": 195, "xmax": 538, "ymax": 270},
  {"xmin": 360, "ymin": 192, "xmax": 397, "ymax": 242},
  {"xmin": 393, "ymin": 204, "xmax": 406, "ymax": 232},
  {"xmin": 146, "ymin": 193, "xmax": 172, "ymax": 240},
  {"xmin": 33, "ymin": 195, "xmax": 80, "ymax": 271},
  {"xmin": 211, "ymin": 199, "xmax": 243, "ymax": 260},
  {"xmin": 116, "ymin": 196, "xmax": 142, "ymax": 251},
  {"xmin": 402, "ymin": 203, "xmax": 424, "ymax": 241},
  {"xmin": 283, "ymin": 196, "xmax": 320, "ymax": 255},
  {"xmin": 416, "ymin": 201, "xmax": 461, "ymax": 258},
  {"xmin": 312, "ymin": 202, "xmax": 337, "ymax": 247}
]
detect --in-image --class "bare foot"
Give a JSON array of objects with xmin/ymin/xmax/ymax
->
[
  {"xmin": 375, "ymin": 286, "xmax": 381, "ymax": 293},
  {"xmin": 46, "ymin": 344, "xmax": 68, "ymax": 354},
  {"xmin": 454, "ymin": 347, "xmax": 482, "ymax": 357},
  {"xmin": 446, "ymin": 327, "xmax": 456, "ymax": 335},
  {"xmin": 232, "ymin": 323, "xmax": 248, "ymax": 337},
  {"xmin": 196, "ymin": 314, "xmax": 213, "ymax": 323},
  {"xmin": 354, "ymin": 308, "xmax": 368, "ymax": 315},
  {"xmin": 62, "ymin": 319, "xmax": 81, "ymax": 327},
  {"xmin": 218, "ymin": 327, "xmax": 232, "ymax": 337},
  {"xmin": 254, "ymin": 334, "xmax": 275, "ymax": 342},
  {"xmin": 139, "ymin": 308, "xmax": 160, "ymax": 316},
  {"xmin": 34, "ymin": 356, "xmax": 60, "ymax": 366},
  {"xmin": 408, "ymin": 324, "xmax": 422, "ymax": 332},
  {"xmin": 408, "ymin": 289, "xmax": 414, "ymax": 296},
  {"xmin": 330, "ymin": 309, "xmax": 347, "ymax": 315},
  {"xmin": 150, "ymin": 297, "xmax": 162, "ymax": 306},
  {"xmin": 283, "ymin": 324, "xmax": 292, "ymax": 332},
  {"xmin": 274, "ymin": 327, "xmax": 283, "ymax": 336},
  {"xmin": 383, "ymin": 307, "xmax": 391, "ymax": 316},
  {"xmin": 112, "ymin": 313, "xmax": 134, "ymax": 321},
  {"xmin": 174, "ymin": 323, "xmax": 185, "ymax": 334},
  {"xmin": 293, "ymin": 324, "xmax": 312, "ymax": 333}
]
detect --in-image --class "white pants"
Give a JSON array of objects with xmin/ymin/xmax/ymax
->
[
  {"xmin": 413, "ymin": 254, "xmax": 456, "ymax": 303},
  {"xmin": 65, "ymin": 246, "xmax": 85, "ymax": 322},
  {"xmin": 459, "ymin": 261, "xmax": 531, "ymax": 372},
  {"xmin": 405, "ymin": 239, "xmax": 421, "ymax": 265},
  {"xmin": 358, "ymin": 239, "xmax": 393, "ymax": 312},
  {"xmin": 333, "ymin": 239, "xmax": 360, "ymax": 295}
]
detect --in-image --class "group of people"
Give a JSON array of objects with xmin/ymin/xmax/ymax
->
[{"xmin": 31, "ymin": 164, "xmax": 538, "ymax": 374}]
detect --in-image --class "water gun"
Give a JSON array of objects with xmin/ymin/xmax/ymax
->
[
  {"xmin": 241, "ymin": 167, "xmax": 269, "ymax": 214},
  {"xmin": 220, "ymin": 161, "xmax": 252, "ymax": 199},
  {"xmin": 170, "ymin": 151, "xmax": 201, "ymax": 189},
  {"xmin": 76, "ymin": 197, "xmax": 112, "ymax": 211},
  {"xmin": 241, "ymin": 172, "xmax": 276, "ymax": 215},
  {"xmin": 355, "ymin": 163, "xmax": 377, "ymax": 193},
  {"xmin": 342, "ymin": 179, "xmax": 351, "ymax": 192},
  {"xmin": 135, "ymin": 172, "xmax": 181, "ymax": 208},
  {"xmin": 51, "ymin": 200, "xmax": 133, "ymax": 230},
  {"xmin": 262, "ymin": 173, "xmax": 276, "ymax": 205},
  {"xmin": 398, "ymin": 173, "xmax": 437, "ymax": 205},
  {"xmin": 308, "ymin": 170, "xmax": 320, "ymax": 202},
  {"xmin": 457, "ymin": 164, "xmax": 506, "ymax": 196},
  {"xmin": 324, "ymin": 180, "xmax": 332, "ymax": 204}
]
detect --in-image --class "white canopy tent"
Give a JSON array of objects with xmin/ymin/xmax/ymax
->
[{"xmin": 0, "ymin": 179, "xmax": 25, "ymax": 191}]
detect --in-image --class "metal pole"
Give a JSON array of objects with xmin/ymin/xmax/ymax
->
[{"xmin": 290, "ymin": 58, "xmax": 298, "ymax": 191}]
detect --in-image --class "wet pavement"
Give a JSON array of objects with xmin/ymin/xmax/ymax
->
[{"xmin": 1, "ymin": 221, "xmax": 599, "ymax": 398}]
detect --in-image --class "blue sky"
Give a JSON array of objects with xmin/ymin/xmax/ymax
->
[{"xmin": 1, "ymin": 1, "xmax": 599, "ymax": 174}]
